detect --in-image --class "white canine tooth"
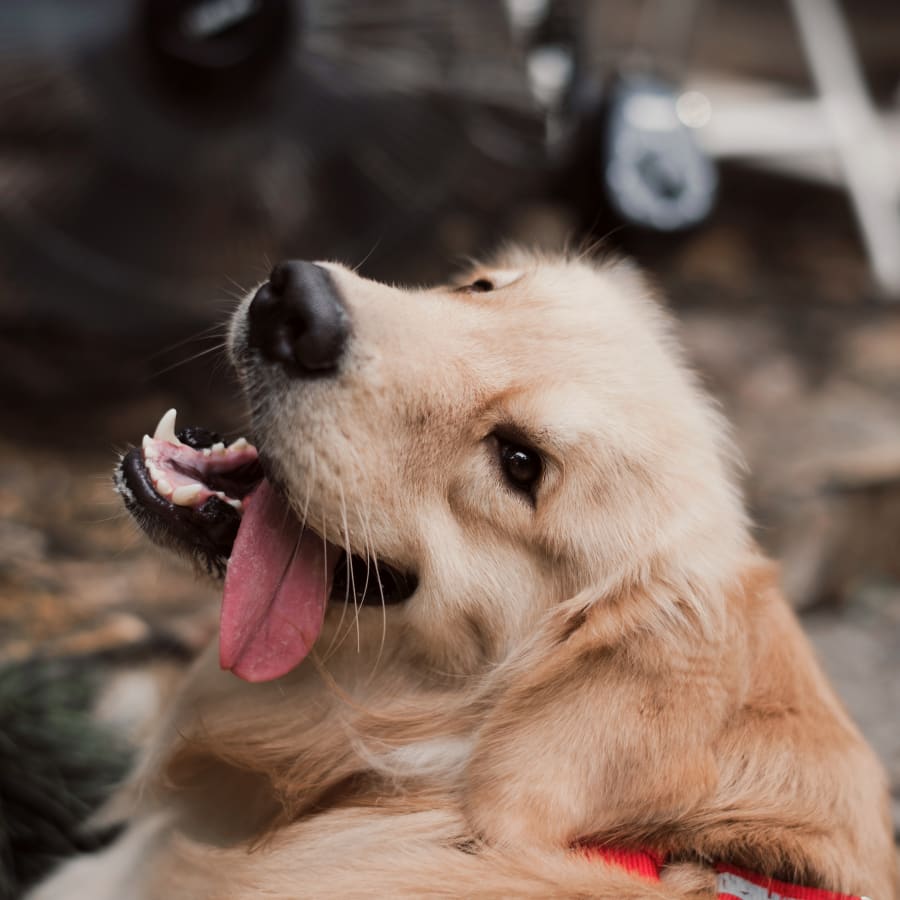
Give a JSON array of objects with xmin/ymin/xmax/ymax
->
[
  {"xmin": 152, "ymin": 408, "xmax": 182, "ymax": 445},
  {"xmin": 142, "ymin": 435, "xmax": 153, "ymax": 452},
  {"xmin": 226, "ymin": 498, "xmax": 242, "ymax": 511},
  {"xmin": 228, "ymin": 437, "xmax": 248, "ymax": 450},
  {"xmin": 172, "ymin": 483, "xmax": 204, "ymax": 505},
  {"xmin": 156, "ymin": 478, "xmax": 173, "ymax": 496},
  {"xmin": 202, "ymin": 448, "xmax": 211, "ymax": 457},
  {"xmin": 211, "ymin": 442, "xmax": 225, "ymax": 454}
]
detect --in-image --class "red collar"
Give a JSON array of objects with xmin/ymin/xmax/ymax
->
[{"xmin": 581, "ymin": 847, "xmax": 870, "ymax": 900}]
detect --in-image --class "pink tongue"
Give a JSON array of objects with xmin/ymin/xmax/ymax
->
[{"xmin": 220, "ymin": 480, "xmax": 334, "ymax": 682}]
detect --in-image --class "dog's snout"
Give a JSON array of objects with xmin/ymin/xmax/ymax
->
[{"xmin": 248, "ymin": 261, "xmax": 349, "ymax": 375}]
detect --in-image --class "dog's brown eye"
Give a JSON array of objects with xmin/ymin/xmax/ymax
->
[{"xmin": 500, "ymin": 441, "xmax": 542, "ymax": 495}]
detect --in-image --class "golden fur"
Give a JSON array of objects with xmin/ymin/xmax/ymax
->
[{"xmin": 34, "ymin": 252, "xmax": 896, "ymax": 898}]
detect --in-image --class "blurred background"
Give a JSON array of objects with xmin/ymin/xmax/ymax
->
[{"xmin": 0, "ymin": 0, "xmax": 898, "ymax": 892}]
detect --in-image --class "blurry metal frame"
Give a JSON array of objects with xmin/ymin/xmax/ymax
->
[
  {"xmin": 689, "ymin": 0, "xmax": 900, "ymax": 297},
  {"xmin": 513, "ymin": 0, "xmax": 900, "ymax": 296}
]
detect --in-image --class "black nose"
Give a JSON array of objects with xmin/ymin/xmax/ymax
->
[{"xmin": 247, "ymin": 261, "xmax": 349, "ymax": 375}]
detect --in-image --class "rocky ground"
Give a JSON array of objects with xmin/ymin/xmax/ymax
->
[{"xmin": 1, "ymin": 166, "xmax": 898, "ymax": 858}]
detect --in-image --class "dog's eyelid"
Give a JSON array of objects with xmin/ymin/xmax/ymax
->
[
  {"xmin": 450, "ymin": 269, "xmax": 524, "ymax": 294},
  {"xmin": 491, "ymin": 423, "xmax": 535, "ymax": 448},
  {"xmin": 486, "ymin": 269, "xmax": 523, "ymax": 289}
]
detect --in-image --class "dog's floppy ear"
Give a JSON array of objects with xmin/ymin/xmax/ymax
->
[{"xmin": 462, "ymin": 583, "xmax": 737, "ymax": 850}]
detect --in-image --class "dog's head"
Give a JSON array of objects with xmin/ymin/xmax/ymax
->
[
  {"xmin": 118, "ymin": 251, "xmax": 748, "ymax": 680},
  {"xmin": 112, "ymin": 253, "xmax": 898, "ymax": 900}
]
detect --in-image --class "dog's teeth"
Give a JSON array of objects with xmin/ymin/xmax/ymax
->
[
  {"xmin": 211, "ymin": 442, "xmax": 226, "ymax": 454},
  {"xmin": 202, "ymin": 447, "xmax": 212, "ymax": 457},
  {"xmin": 172, "ymin": 483, "xmax": 203, "ymax": 505},
  {"xmin": 156, "ymin": 478, "xmax": 173, "ymax": 496},
  {"xmin": 152, "ymin": 408, "xmax": 182, "ymax": 445},
  {"xmin": 142, "ymin": 434, "xmax": 153, "ymax": 452},
  {"xmin": 148, "ymin": 463, "xmax": 164, "ymax": 481},
  {"xmin": 218, "ymin": 492, "xmax": 242, "ymax": 511},
  {"xmin": 228, "ymin": 437, "xmax": 249, "ymax": 450}
]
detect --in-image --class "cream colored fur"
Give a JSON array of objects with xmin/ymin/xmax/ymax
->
[{"xmin": 33, "ymin": 252, "xmax": 897, "ymax": 899}]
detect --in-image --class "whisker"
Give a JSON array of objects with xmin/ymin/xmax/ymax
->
[
  {"xmin": 574, "ymin": 225, "xmax": 627, "ymax": 263},
  {"xmin": 145, "ymin": 342, "xmax": 229, "ymax": 379},
  {"xmin": 320, "ymin": 466, "xmax": 362, "ymax": 661},
  {"xmin": 224, "ymin": 274, "xmax": 251, "ymax": 297},
  {"xmin": 337, "ymin": 481, "xmax": 363, "ymax": 655},
  {"xmin": 320, "ymin": 461, "xmax": 356, "ymax": 662},
  {"xmin": 84, "ymin": 510, "xmax": 131, "ymax": 524},
  {"xmin": 352, "ymin": 237, "xmax": 381, "ymax": 274},
  {"xmin": 144, "ymin": 323, "xmax": 227, "ymax": 360},
  {"xmin": 364, "ymin": 504, "xmax": 389, "ymax": 682},
  {"xmin": 360, "ymin": 525, "xmax": 373, "ymax": 611},
  {"xmin": 322, "ymin": 576, "xmax": 350, "ymax": 662}
]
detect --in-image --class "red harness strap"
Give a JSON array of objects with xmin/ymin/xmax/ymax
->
[
  {"xmin": 580, "ymin": 844, "xmax": 663, "ymax": 880},
  {"xmin": 715, "ymin": 863, "xmax": 869, "ymax": 900},
  {"xmin": 580, "ymin": 848, "xmax": 869, "ymax": 899}
]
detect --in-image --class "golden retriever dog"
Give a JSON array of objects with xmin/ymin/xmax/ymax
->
[{"xmin": 33, "ymin": 251, "xmax": 896, "ymax": 899}]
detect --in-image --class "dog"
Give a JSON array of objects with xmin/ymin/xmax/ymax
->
[{"xmin": 33, "ymin": 251, "xmax": 896, "ymax": 898}]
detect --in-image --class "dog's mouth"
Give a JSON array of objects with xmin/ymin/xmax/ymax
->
[{"xmin": 116, "ymin": 409, "xmax": 417, "ymax": 682}]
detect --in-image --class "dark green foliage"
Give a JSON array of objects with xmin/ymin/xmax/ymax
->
[{"xmin": 0, "ymin": 660, "xmax": 131, "ymax": 899}]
